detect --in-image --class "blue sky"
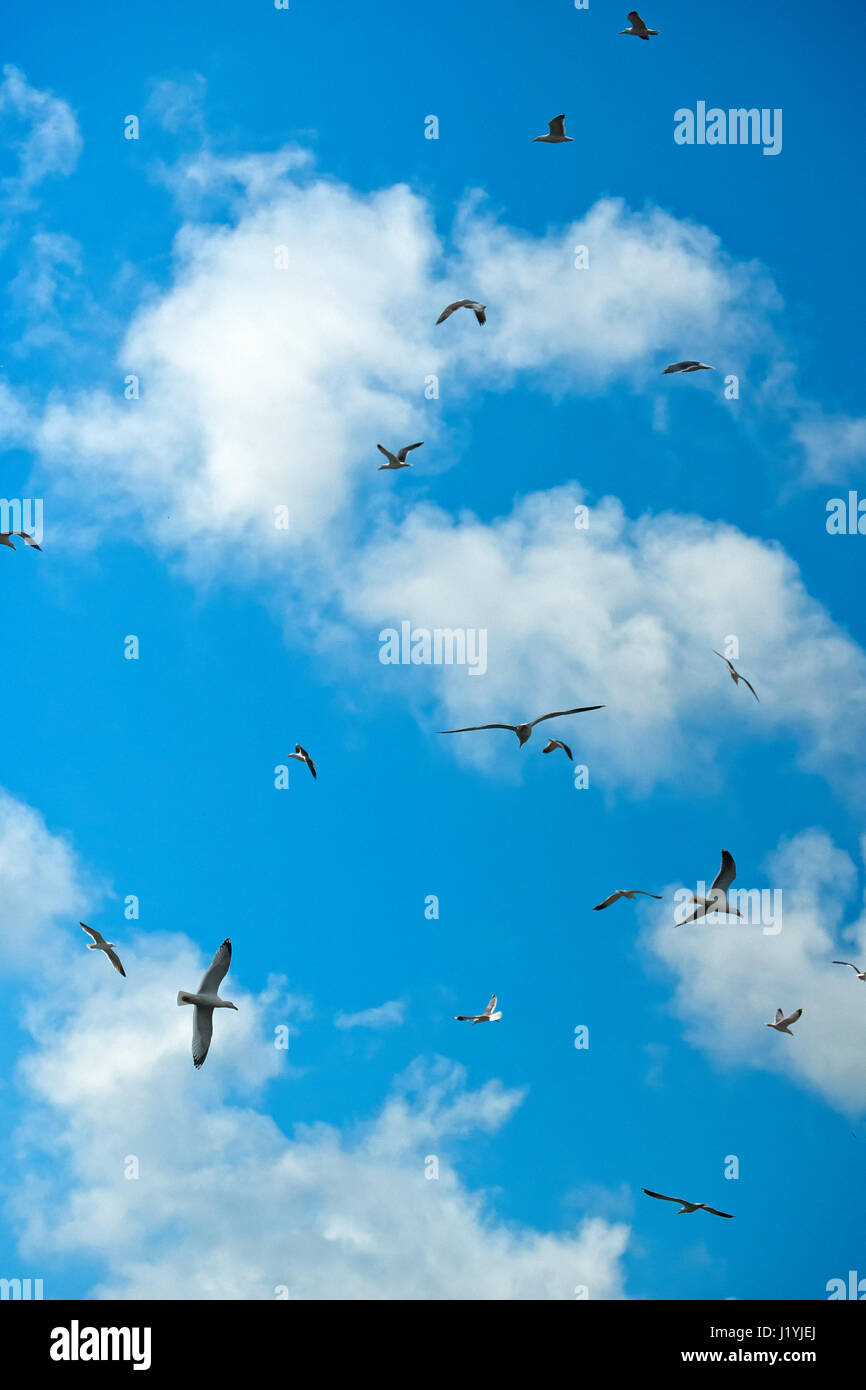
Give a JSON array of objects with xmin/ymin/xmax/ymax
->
[{"xmin": 1, "ymin": 0, "xmax": 865, "ymax": 1300}]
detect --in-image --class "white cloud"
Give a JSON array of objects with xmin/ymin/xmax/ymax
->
[
  {"xmin": 644, "ymin": 828, "xmax": 866, "ymax": 1114},
  {"xmin": 14, "ymin": 147, "xmax": 866, "ymax": 805},
  {"xmin": 335, "ymin": 999, "xmax": 406, "ymax": 1030},
  {"xmin": 0, "ymin": 65, "xmax": 81, "ymax": 216},
  {"xmin": 0, "ymin": 787, "xmax": 629, "ymax": 1299}
]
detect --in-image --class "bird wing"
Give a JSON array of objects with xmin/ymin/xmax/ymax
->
[
  {"xmin": 439, "ymin": 723, "xmax": 517, "ymax": 734},
  {"xmin": 642, "ymin": 1189, "xmax": 687, "ymax": 1205},
  {"xmin": 628, "ymin": 11, "xmax": 649, "ymax": 35},
  {"xmin": 710, "ymin": 849, "xmax": 737, "ymax": 894},
  {"xmin": 593, "ymin": 892, "xmax": 623, "ymax": 910},
  {"xmin": 376, "ymin": 444, "xmax": 398, "ymax": 464},
  {"xmin": 632, "ymin": 890, "xmax": 663, "ymax": 899},
  {"xmin": 105, "ymin": 947, "xmax": 126, "ymax": 978},
  {"xmin": 198, "ymin": 938, "xmax": 232, "ymax": 994},
  {"xmin": 529, "ymin": 706, "xmax": 605, "ymax": 728},
  {"xmin": 739, "ymin": 674, "xmax": 760, "ymax": 702},
  {"xmin": 779, "ymin": 1008, "xmax": 802, "ymax": 1028},
  {"xmin": 677, "ymin": 899, "xmax": 706, "ymax": 926},
  {"xmin": 663, "ymin": 362, "xmax": 690, "ymax": 373},
  {"xmin": 833, "ymin": 961, "xmax": 862, "ymax": 972},
  {"xmin": 548, "ymin": 114, "xmax": 566, "ymax": 138},
  {"xmin": 484, "ymin": 994, "xmax": 498, "ymax": 1016},
  {"xmin": 436, "ymin": 302, "xmax": 461, "ymax": 323},
  {"xmin": 296, "ymin": 744, "xmax": 317, "ymax": 778},
  {"xmin": 473, "ymin": 306, "xmax": 487, "ymax": 325},
  {"xmin": 396, "ymin": 442, "xmax": 424, "ymax": 462},
  {"xmin": 80, "ymin": 922, "xmax": 105, "ymax": 944},
  {"xmin": 712, "ymin": 649, "xmax": 735, "ymax": 673},
  {"xmin": 192, "ymin": 1005, "xmax": 214, "ymax": 1069},
  {"xmin": 14, "ymin": 532, "xmax": 42, "ymax": 550},
  {"xmin": 702, "ymin": 1206, "xmax": 735, "ymax": 1219}
]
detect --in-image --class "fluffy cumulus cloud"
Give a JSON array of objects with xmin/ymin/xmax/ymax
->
[
  {"xmin": 644, "ymin": 828, "xmax": 866, "ymax": 1114},
  {"xmin": 15, "ymin": 146, "xmax": 866, "ymax": 804},
  {"xmin": 1, "ymin": 787, "xmax": 628, "ymax": 1299},
  {"xmin": 340, "ymin": 487, "xmax": 866, "ymax": 799},
  {"xmin": 29, "ymin": 151, "xmax": 787, "ymax": 569}
]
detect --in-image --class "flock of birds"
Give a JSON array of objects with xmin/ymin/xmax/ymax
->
[{"xmin": 8, "ymin": 8, "xmax": 857, "ymax": 1242}]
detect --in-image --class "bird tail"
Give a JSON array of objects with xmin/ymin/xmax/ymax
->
[{"xmin": 177, "ymin": 991, "xmax": 195, "ymax": 1006}]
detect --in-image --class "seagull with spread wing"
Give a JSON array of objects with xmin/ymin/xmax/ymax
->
[
  {"xmin": 436, "ymin": 300, "xmax": 486, "ymax": 326},
  {"xmin": 80, "ymin": 923, "xmax": 126, "ymax": 977},
  {"xmin": 713, "ymin": 650, "xmax": 759, "ymax": 702},
  {"xmin": 677, "ymin": 848, "xmax": 743, "ymax": 925},
  {"xmin": 542, "ymin": 737, "xmax": 573, "ymax": 760},
  {"xmin": 642, "ymin": 1188, "xmax": 734, "ymax": 1219},
  {"xmin": 620, "ymin": 10, "xmax": 659, "ymax": 39},
  {"xmin": 288, "ymin": 744, "xmax": 317, "ymax": 779},
  {"xmin": 455, "ymin": 993, "xmax": 502, "ymax": 1026},
  {"xmin": 377, "ymin": 442, "xmax": 423, "ymax": 470},
  {"xmin": 833, "ymin": 961, "xmax": 866, "ymax": 981},
  {"xmin": 593, "ymin": 889, "xmax": 662, "ymax": 912},
  {"xmin": 533, "ymin": 114, "xmax": 574, "ymax": 144},
  {"xmin": 177, "ymin": 938, "xmax": 238, "ymax": 1069},
  {"xmin": 662, "ymin": 361, "xmax": 714, "ymax": 374},
  {"xmin": 0, "ymin": 531, "xmax": 41, "ymax": 551},
  {"xmin": 440, "ymin": 705, "xmax": 604, "ymax": 748},
  {"xmin": 766, "ymin": 1007, "xmax": 803, "ymax": 1036}
]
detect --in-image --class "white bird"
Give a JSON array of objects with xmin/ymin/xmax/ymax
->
[
  {"xmin": 0, "ymin": 531, "xmax": 41, "ymax": 551},
  {"xmin": 440, "ymin": 705, "xmax": 604, "ymax": 747},
  {"xmin": 533, "ymin": 114, "xmax": 573, "ymax": 144},
  {"xmin": 542, "ymin": 737, "xmax": 573, "ymax": 760},
  {"xmin": 833, "ymin": 961, "xmax": 866, "ymax": 981},
  {"xmin": 713, "ymin": 650, "xmax": 759, "ymax": 702},
  {"xmin": 177, "ymin": 938, "xmax": 238, "ymax": 1069},
  {"xmin": 377, "ymin": 442, "xmax": 423, "ymax": 470},
  {"xmin": 766, "ymin": 1007, "xmax": 803, "ymax": 1036},
  {"xmin": 80, "ymin": 922, "xmax": 126, "ymax": 977},
  {"xmin": 620, "ymin": 10, "xmax": 659, "ymax": 39},
  {"xmin": 593, "ymin": 889, "xmax": 662, "ymax": 911},
  {"xmin": 642, "ymin": 1188, "xmax": 734, "ymax": 1219},
  {"xmin": 288, "ymin": 743, "xmax": 317, "ymax": 779},
  {"xmin": 678, "ymin": 848, "xmax": 743, "ymax": 925},
  {"xmin": 662, "ymin": 361, "xmax": 714, "ymax": 374},
  {"xmin": 455, "ymin": 993, "xmax": 502, "ymax": 1026},
  {"xmin": 436, "ymin": 300, "xmax": 486, "ymax": 326}
]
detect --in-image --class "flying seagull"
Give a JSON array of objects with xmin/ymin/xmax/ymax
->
[
  {"xmin": 80, "ymin": 922, "xmax": 126, "ymax": 978},
  {"xmin": 533, "ymin": 114, "xmax": 573, "ymax": 144},
  {"xmin": 642, "ymin": 1188, "xmax": 734, "ymax": 1219},
  {"xmin": 620, "ymin": 10, "xmax": 659, "ymax": 39},
  {"xmin": 0, "ymin": 531, "xmax": 41, "ymax": 551},
  {"xmin": 288, "ymin": 743, "xmax": 317, "ymax": 779},
  {"xmin": 177, "ymin": 938, "xmax": 238, "ymax": 1069},
  {"xmin": 662, "ymin": 361, "xmax": 714, "ymax": 374},
  {"xmin": 593, "ymin": 889, "xmax": 663, "ymax": 911},
  {"xmin": 833, "ymin": 961, "xmax": 866, "ymax": 981},
  {"xmin": 766, "ymin": 1007, "xmax": 803, "ymax": 1036},
  {"xmin": 455, "ymin": 993, "xmax": 502, "ymax": 1025},
  {"xmin": 440, "ymin": 705, "xmax": 604, "ymax": 747},
  {"xmin": 377, "ymin": 442, "xmax": 423, "ymax": 470},
  {"xmin": 678, "ymin": 848, "xmax": 743, "ymax": 925},
  {"xmin": 436, "ymin": 300, "xmax": 486, "ymax": 326},
  {"xmin": 542, "ymin": 737, "xmax": 573, "ymax": 760},
  {"xmin": 713, "ymin": 650, "xmax": 759, "ymax": 702}
]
